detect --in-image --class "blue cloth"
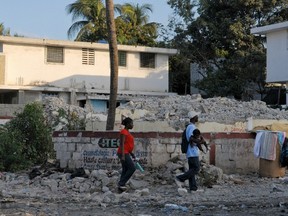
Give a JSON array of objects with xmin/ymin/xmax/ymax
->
[{"xmin": 185, "ymin": 123, "xmax": 199, "ymax": 158}]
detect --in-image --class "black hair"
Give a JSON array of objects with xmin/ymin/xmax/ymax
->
[
  {"xmin": 193, "ymin": 129, "xmax": 201, "ymax": 136},
  {"xmin": 122, "ymin": 117, "xmax": 133, "ymax": 126}
]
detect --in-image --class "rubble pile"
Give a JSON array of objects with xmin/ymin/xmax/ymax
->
[
  {"xmin": 118, "ymin": 95, "xmax": 288, "ymax": 124},
  {"xmin": 43, "ymin": 97, "xmax": 87, "ymax": 131},
  {"xmin": 0, "ymin": 157, "xmax": 223, "ymax": 205},
  {"xmin": 42, "ymin": 95, "xmax": 288, "ymax": 131},
  {"xmin": 1, "ymin": 158, "xmax": 288, "ymax": 215}
]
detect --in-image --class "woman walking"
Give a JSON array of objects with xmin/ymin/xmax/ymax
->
[{"xmin": 117, "ymin": 117, "xmax": 136, "ymax": 191}]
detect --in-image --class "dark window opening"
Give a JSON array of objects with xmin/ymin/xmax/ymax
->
[
  {"xmin": 118, "ymin": 51, "xmax": 127, "ymax": 67},
  {"xmin": 79, "ymin": 100, "xmax": 86, "ymax": 108},
  {"xmin": 140, "ymin": 53, "xmax": 155, "ymax": 68}
]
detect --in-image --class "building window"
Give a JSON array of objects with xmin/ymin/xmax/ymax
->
[
  {"xmin": 118, "ymin": 51, "xmax": 127, "ymax": 67},
  {"xmin": 46, "ymin": 46, "xmax": 64, "ymax": 63},
  {"xmin": 41, "ymin": 92, "xmax": 59, "ymax": 99},
  {"xmin": 140, "ymin": 53, "xmax": 155, "ymax": 68},
  {"xmin": 82, "ymin": 48, "xmax": 95, "ymax": 65}
]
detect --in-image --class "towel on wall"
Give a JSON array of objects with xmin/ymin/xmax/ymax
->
[{"xmin": 254, "ymin": 131, "xmax": 286, "ymax": 161}]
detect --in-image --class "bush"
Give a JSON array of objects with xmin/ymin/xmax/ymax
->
[{"xmin": 0, "ymin": 102, "xmax": 53, "ymax": 171}]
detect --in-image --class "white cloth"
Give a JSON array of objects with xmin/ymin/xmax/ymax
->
[{"xmin": 253, "ymin": 131, "xmax": 264, "ymax": 158}]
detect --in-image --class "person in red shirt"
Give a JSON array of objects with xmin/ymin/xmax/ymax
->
[{"xmin": 117, "ymin": 117, "xmax": 136, "ymax": 191}]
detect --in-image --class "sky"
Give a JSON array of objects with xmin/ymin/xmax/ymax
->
[{"xmin": 0, "ymin": 0, "xmax": 173, "ymax": 40}]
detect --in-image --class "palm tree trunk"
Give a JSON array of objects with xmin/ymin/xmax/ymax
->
[{"xmin": 105, "ymin": 0, "xmax": 118, "ymax": 130}]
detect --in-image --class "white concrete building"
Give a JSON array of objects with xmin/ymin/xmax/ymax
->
[
  {"xmin": 0, "ymin": 36, "xmax": 177, "ymax": 112},
  {"xmin": 251, "ymin": 21, "xmax": 288, "ymax": 105}
]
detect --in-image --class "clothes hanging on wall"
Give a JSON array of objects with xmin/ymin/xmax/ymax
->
[{"xmin": 254, "ymin": 130, "xmax": 286, "ymax": 161}]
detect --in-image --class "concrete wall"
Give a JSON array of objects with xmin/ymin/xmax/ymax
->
[
  {"xmin": 0, "ymin": 104, "xmax": 25, "ymax": 116},
  {"xmin": 52, "ymin": 131, "xmax": 258, "ymax": 175},
  {"xmin": 210, "ymin": 133, "xmax": 258, "ymax": 174},
  {"xmin": 266, "ymin": 30, "xmax": 288, "ymax": 83},
  {"xmin": 86, "ymin": 110, "xmax": 288, "ymax": 133},
  {"xmin": 0, "ymin": 54, "xmax": 5, "ymax": 85},
  {"xmin": 251, "ymin": 21, "xmax": 288, "ymax": 83}
]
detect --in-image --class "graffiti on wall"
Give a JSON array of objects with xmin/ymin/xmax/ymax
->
[{"xmin": 82, "ymin": 138, "xmax": 148, "ymax": 170}]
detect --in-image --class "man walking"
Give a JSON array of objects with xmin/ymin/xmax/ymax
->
[{"xmin": 176, "ymin": 111, "xmax": 207, "ymax": 192}]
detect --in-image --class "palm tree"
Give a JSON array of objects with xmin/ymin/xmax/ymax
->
[
  {"xmin": 105, "ymin": 0, "xmax": 118, "ymax": 130},
  {"xmin": 115, "ymin": 3, "xmax": 158, "ymax": 46},
  {"xmin": 120, "ymin": 3, "xmax": 152, "ymax": 27},
  {"xmin": 66, "ymin": 0, "xmax": 107, "ymax": 42}
]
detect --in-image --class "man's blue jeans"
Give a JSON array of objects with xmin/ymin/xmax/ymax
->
[
  {"xmin": 177, "ymin": 156, "xmax": 200, "ymax": 191},
  {"xmin": 117, "ymin": 153, "xmax": 136, "ymax": 187}
]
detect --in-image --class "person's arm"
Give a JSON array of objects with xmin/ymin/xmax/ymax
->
[
  {"xmin": 119, "ymin": 134, "xmax": 126, "ymax": 161},
  {"xmin": 130, "ymin": 152, "xmax": 136, "ymax": 160},
  {"xmin": 200, "ymin": 136, "xmax": 209, "ymax": 151},
  {"xmin": 190, "ymin": 136, "xmax": 205, "ymax": 152}
]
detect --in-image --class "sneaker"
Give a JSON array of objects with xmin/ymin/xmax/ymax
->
[
  {"xmin": 175, "ymin": 176, "xmax": 184, "ymax": 187},
  {"xmin": 118, "ymin": 185, "xmax": 127, "ymax": 192},
  {"xmin": 189, "ymin": 188, "xmax": 204, "ymax": 193}
]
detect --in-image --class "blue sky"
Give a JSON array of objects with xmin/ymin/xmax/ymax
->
[{"xmin": 0, "ymin": 0, "xmax": 173, "ymax": 40}]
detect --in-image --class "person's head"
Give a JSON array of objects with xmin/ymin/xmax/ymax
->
[
  {"xmin": 121, "ymin": 117, "xmax": 133, "ymax": 129},
  {"xmin": 188, "ymin": 111, "xmax": 200, "ymax": 123},
  {"xmin": 193, "ymin": 128, "xmax": 201, "ymax": 138}
]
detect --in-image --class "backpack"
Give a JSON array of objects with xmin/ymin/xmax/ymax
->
[{"xmin": 181, "ymin": 128, "xmax": 189, "ymax": 153}]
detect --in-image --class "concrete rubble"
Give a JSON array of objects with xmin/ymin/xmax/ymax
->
[
  {"xmin": 1, "ymin": 156, "xmax": 223, "ymax": 204},
  {"xmin": 1, "ymin": 157, "xmax": 288, "ymax": 215},
  {"xmin": 42, "ymin": 95, "xmax": 288, "ymax": 131},
  {"xmin": 116, "ymin": 95, "xmax": 288, "ymax": 124}
]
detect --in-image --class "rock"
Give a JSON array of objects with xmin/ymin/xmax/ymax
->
[{"xmin": 178, "ymin": 188, "xmax": 188, "ymax": 196}]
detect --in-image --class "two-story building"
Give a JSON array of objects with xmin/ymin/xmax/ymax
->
[
  {"xmin": 251, "ymin": 21, "xmax": 288, "ymax": 106},
  {"xmin": 0, "ymin": 36, "xmax": 177, "ymax": 113}
]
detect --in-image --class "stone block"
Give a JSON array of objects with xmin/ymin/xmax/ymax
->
[
  {"xmin": 71, "ymin": 137, "xmax": 81, "ymax": 142},
  {"xmin": 67, "ymin": 159, "xmax": 76, "ymax": 169},
  {"xmin": 67, "ymin": 143, "xmax": 76, "ymax": 152},
  {"xmin": 80, "ymin": 137, "xmax": 91, "ymax": 143},
  {"xmin": 72, "ymin": 152, "xmax": 82, "ymax": 161},
  {"xmin": 60, "ymin": 159, "xmax": 68, "ymax": 168},
  {"xmin": 58, "ymin": 143, "xmax": 68, "ymax": 152}
]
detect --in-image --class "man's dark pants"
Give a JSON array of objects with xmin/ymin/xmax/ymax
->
[{"xmin": 177, "ymin": 156, "xmax": 200, "ymax": 191}]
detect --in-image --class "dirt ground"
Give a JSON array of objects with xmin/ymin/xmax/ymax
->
[{"xmin": 1, "ymin": 168, "xmax": 288, "ymax": 216}]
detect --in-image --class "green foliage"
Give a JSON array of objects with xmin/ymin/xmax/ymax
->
[
  {"xmin": 115, "ymin": 3, "xmax": 158, "ymax": 46},
  {"xmin": 0, "ymin": 22, "xmax": 10, "ymax": 36},
  {"xmin": 0, "ymin": 102, "xmax": 53, "ymax": 171},
  {"xmin": 169, "ymin": 54, "xmax": 191, "ymax": 94},
  {"xmin": 166, "ymin": 0, "xmax": 288, "ymax": 99},
  {"xmin": 0, "ymin": 126, "xmax": 28, "ymax": 171},
  {"xmin": 66, "ymin": 0, "xmax": 108, "ymax": 42},
  {"xmin": 66, "ymin": 0, "xmax": 159, "ymax": 46}
]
